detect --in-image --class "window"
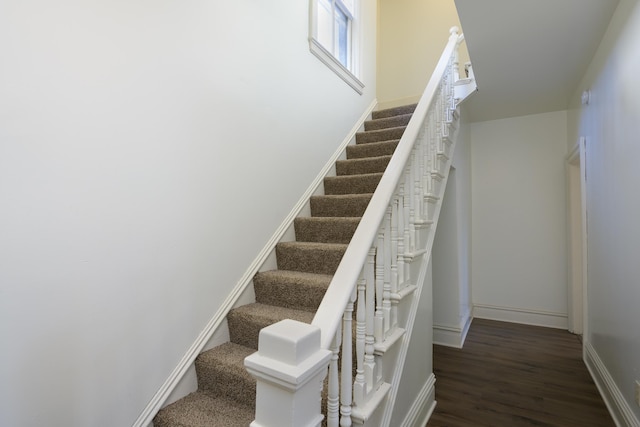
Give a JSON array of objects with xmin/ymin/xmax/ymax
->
[{"xmin": 310, "ymin": 0, "xmax": 364, "ymax": 94}]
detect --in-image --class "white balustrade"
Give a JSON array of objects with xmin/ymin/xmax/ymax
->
[{"xmin": 250, "ymin": 27, "xmax": 471, "ymax": 427}]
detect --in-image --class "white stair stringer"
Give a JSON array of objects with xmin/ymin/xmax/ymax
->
[{"xmin": 378, "ymin": 105, "xmax": 462, "ymax": 427}]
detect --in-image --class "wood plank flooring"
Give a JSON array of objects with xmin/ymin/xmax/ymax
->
[{"xmin": 426, "ymin": 319, "xmax": 614, "ymax": 427}]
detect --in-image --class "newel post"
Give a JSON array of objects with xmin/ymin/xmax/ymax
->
[{"xmin": 245, "ymin": 319, "xmax": 332, "ymax": 427}]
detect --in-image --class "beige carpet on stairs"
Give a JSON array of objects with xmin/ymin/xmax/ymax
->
[{"xmin": 153, "ymin": 103, "xmax": 417, "ymax": 427}]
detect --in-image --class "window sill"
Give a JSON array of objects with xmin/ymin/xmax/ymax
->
[{"xmin": 309, "ymin": 38, "xmax": 364, "ymax": 95}]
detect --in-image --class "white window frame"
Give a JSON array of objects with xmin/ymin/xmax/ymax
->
[{"xmin": 309, "ymin": 0, "xmax": 364, "ymax": 94}]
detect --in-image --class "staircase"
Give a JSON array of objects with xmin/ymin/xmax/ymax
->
[{"xmin": 153, "ymin": 105, "xmax": 417, "ymax": 427}]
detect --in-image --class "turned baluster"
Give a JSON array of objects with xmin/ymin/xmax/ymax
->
[
  {"xmin": 364, "ymin": 247, "xmax": 376, "ymax": 391},
  {"xmin": 353, "ymin": 274, "xmax": 366, "ymax": 405},
  {"xmin": 340, "ymin": 289, "xmax": 355, "ymax": 427},
  {"xmin": 327, "ymin": 329, "xmax": 341, "ymax": 427},
  {"xmin": 374, "ymin": 230, "xmax": 384, "ymax": 344},
  {"xmin": 382, "ymin": 206, "xmax": 392, "ymax": 337}
]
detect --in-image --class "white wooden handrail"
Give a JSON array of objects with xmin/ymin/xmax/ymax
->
[{"xmin": 311, "ymin": 27, "xmax": 464, "ymax": 349}]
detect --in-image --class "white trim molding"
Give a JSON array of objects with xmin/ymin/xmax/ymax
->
[
  {"xmin": 399, "ymin": 374, "xmax": 437, "ymax": 427},
  {"xmin": 584, "ymin": 341, "xmax": 640, "ymax": 427},
  {"xmin": 309, "ymin": 39, "xmax": 364, "ymax": 94},
  {"xmin": 433, "ymin": 315, "xmax": 472, "ymax": 348},
  {"xmin": 473, "ymin": 304, "xmax": 568, "ymax": 329}
]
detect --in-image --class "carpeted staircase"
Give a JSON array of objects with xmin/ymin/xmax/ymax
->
[{"xmin": 153, "ymin": 104, "xmax": 416, "ymax": 427}]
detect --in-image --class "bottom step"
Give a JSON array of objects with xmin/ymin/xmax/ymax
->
[{"xmin": 154, "ymin": 391, "xmax": 254, "ymax": 427}]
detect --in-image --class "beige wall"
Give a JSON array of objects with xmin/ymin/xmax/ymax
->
[{"xmin": 377, "ymin": 0, "xmax": 468, "ymax": 109}]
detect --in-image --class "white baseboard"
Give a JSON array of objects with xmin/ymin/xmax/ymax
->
[
  {"xmin": 433, "ymin": 315, "xmax": 472, "ymax": 348},
  {"xmin": 473, "ymin": 304, "xmax": 568, "ymax": 329},
  {"xmin": 399, "ymin": 373, "xmax": 436, "ymax": 427},
  {"xmin": 584, "ymin": 341, "xmax": 640, "ymax": 427}
]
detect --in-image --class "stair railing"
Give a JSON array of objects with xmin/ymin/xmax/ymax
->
[{"xmin": 311, "ymin": 27, "xmax": 466, "ymax": 425}]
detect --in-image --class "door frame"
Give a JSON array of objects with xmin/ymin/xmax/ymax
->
[{"xmin": 566, "ymin": 137, "xmax": 588, "ymax": 336}]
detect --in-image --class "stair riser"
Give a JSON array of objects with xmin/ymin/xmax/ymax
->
[
  {"xmin": 336, "ymin": 156, "xmax": 391, "ymax": 176},
  {"xmin": 346, "ymin": 140, "xmax": 398, "ymax": 159},
  {"xmin": 371, "ymin": 104, "xmax": 417, "ymax": 120},
  {"xmin": 195, "ymin": 357, "xmax": 256, "ymax": 408},
  {"xmin": 227, "ymin": 311, "xmax": 267, "ymax": 350},
  {"xmin": 227, "ymin": 307, "xmax": 314, "ymax": 350},
  {"xmin": 364, "ymin": 113, "xmax": 412, "ymax": 131},
  {"xmin": 254, "ymin": 279, "xmax": 328, "ymax": 312},
  {"xmin": 294, "ymin": 218, "xmax": 360, "ymax": 244},
  {"xmin": 324, "ymin": 174, "xmax": 382, "ymax": 195},
  {"xmin": 276, "ymin": 245, "xmax": 346, "ymax": 275},
  {"xmin": 310, "ymin": 195, "xmax": 372, "ymax": 217},
  {"xmin": 356, "ymin": 126, "xmax": 406, "ymax": 144},
  {"xmin": 371, "ymin": 104, "xmax": 418, "ymax": 120}
]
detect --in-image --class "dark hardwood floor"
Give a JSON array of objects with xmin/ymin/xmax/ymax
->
[{"xmin": 427, "ymin": 319, "xmax": 615, "ymax": 427}]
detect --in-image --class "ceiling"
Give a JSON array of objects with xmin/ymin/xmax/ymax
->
[{"xmin": 454, "ymin": 0, "xmax": 619, "ymax": 122}]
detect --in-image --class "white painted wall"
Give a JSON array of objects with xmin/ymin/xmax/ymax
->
[
  {"xmin": 377, "ymin": 0, "xmax": 468, "ymax": 109},
  {"xmin": 470, "ymin": 111, "xmax": 569, "ymax": 328},
  {"xmin": 390, "ymin": 260, "xmax": 434, "ymax": 427},
  {"xmin": 567, "ymin": 0, "xmax": 640, "ymax": 421},
  {"xmin": 0, "ymin": 1, "xmax": 377, "ymax": 425},
  {"xmin": 432, "ymin": 113, "xmax": 472, "ymax": 347}
]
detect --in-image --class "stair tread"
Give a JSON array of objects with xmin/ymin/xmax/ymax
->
[
  {"xmin": 346, "ymin": 139, "xmax": 399, "ymax": 159},
  {"xmin": 276, "ymin": 241, "xmax": 348, "ymax": 275},
  {"xmin": 231, "ymin": 302, "xmax": 315, "ymax": 323},
  {"xmin": 336, "ymin": 155, "xmax": 392, "ymax": 175},
  {"xmin": 310, "ymin": 193, "xmax": 373, "ymax": 217},
  {"xmin": 277, "ymin": 240, "xmax": 349, "ymax": 250},
  {"xmin": 198, "ymin": 341, "xmax": 255, "ymax": 372},
  {"xmin": 372, "ymin": 103, "xmax": 417, "ymax": 119},
  {"xmin": 258, "ymin": 268, "xmax": 332, "ymax": 278},
  {"xmin": 154, "ymin": 391, "xmax": 255, "ymax": 427},
  {"xmin": 254, "ymin": 270, "xmax": 331, "ymax": 312},
  {"xmin": 356, "ymin": 125, "xmax": 407, "ymax": 144},
  {"xmin": 295, "ymin": 216, "xmax": 361, "ymax": 224},
  {"xmin": 228, "ymin": 303, "xmax": 315, "ymax": 349},
  {"xmin": 325, "ymin": 172, "xmax": 383, "ymax": 180},
  {"xmin": 324, "ymin": 172, "xmax": 383, "ymax": 196},
  {"xmin": 364, "ymin": 113, "xmax": 413, "ymax": 131},
  {"xmin": 295, "ymin": 216, "xmax": 360, "ymax": 244},
  {"xmin": 194, "ymin": 342, "xmax": 256, "ymax": 407}
]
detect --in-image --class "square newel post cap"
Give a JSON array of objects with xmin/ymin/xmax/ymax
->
[
  {"xmin": 260, "ymin": 319, "xmax": 322, "ymax": 365},
  {"xmin": 245, "ymin": 319, "xmax": 332, "ymax": 390}
]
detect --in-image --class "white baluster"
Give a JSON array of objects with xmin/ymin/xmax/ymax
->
[
  {"xmin": 327, "ymin": 329, "xmax": 341, "ymax": 427},
  {"xmin": 390, "ymin": 196, "xmax": 399, "ymax": 330},
  {"xmin": 364, "ymin": 247, "xmax": 376, "ymax": 392},
  {"xmin": 413, "ymin": 148, "xmax": 422, "ymax": 226},
  {"xmin": 452, "ymin": 42, "xmax": 460, "ymax": 83},
  {"xmin": 354, "ymin": 274, "xmax": 366, "ymax": 405},
  {"xmin": 383, "ymin": 206, "xmax": 392, "ymax": 337},
  {"xmin": 408, "ymin": 159, "xmax": 417, "ymax": 253},
  {"xmin": 419, "ymin": 131, "xmax": 428, "ymax": 220},
  {"xmin": 340, "ymin": 289, "xmax": 355, "ymax": 427},
  {"xmin": 397, "ymin": 184, "xmax": 406, "ymax": 290},
  {"xmin": 374, "ymin": 231, "xmax": 384, "ymax": 344},
  {"xmin": 402, "ymin": 170, "xmax": 411, "ymax": 280}
]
